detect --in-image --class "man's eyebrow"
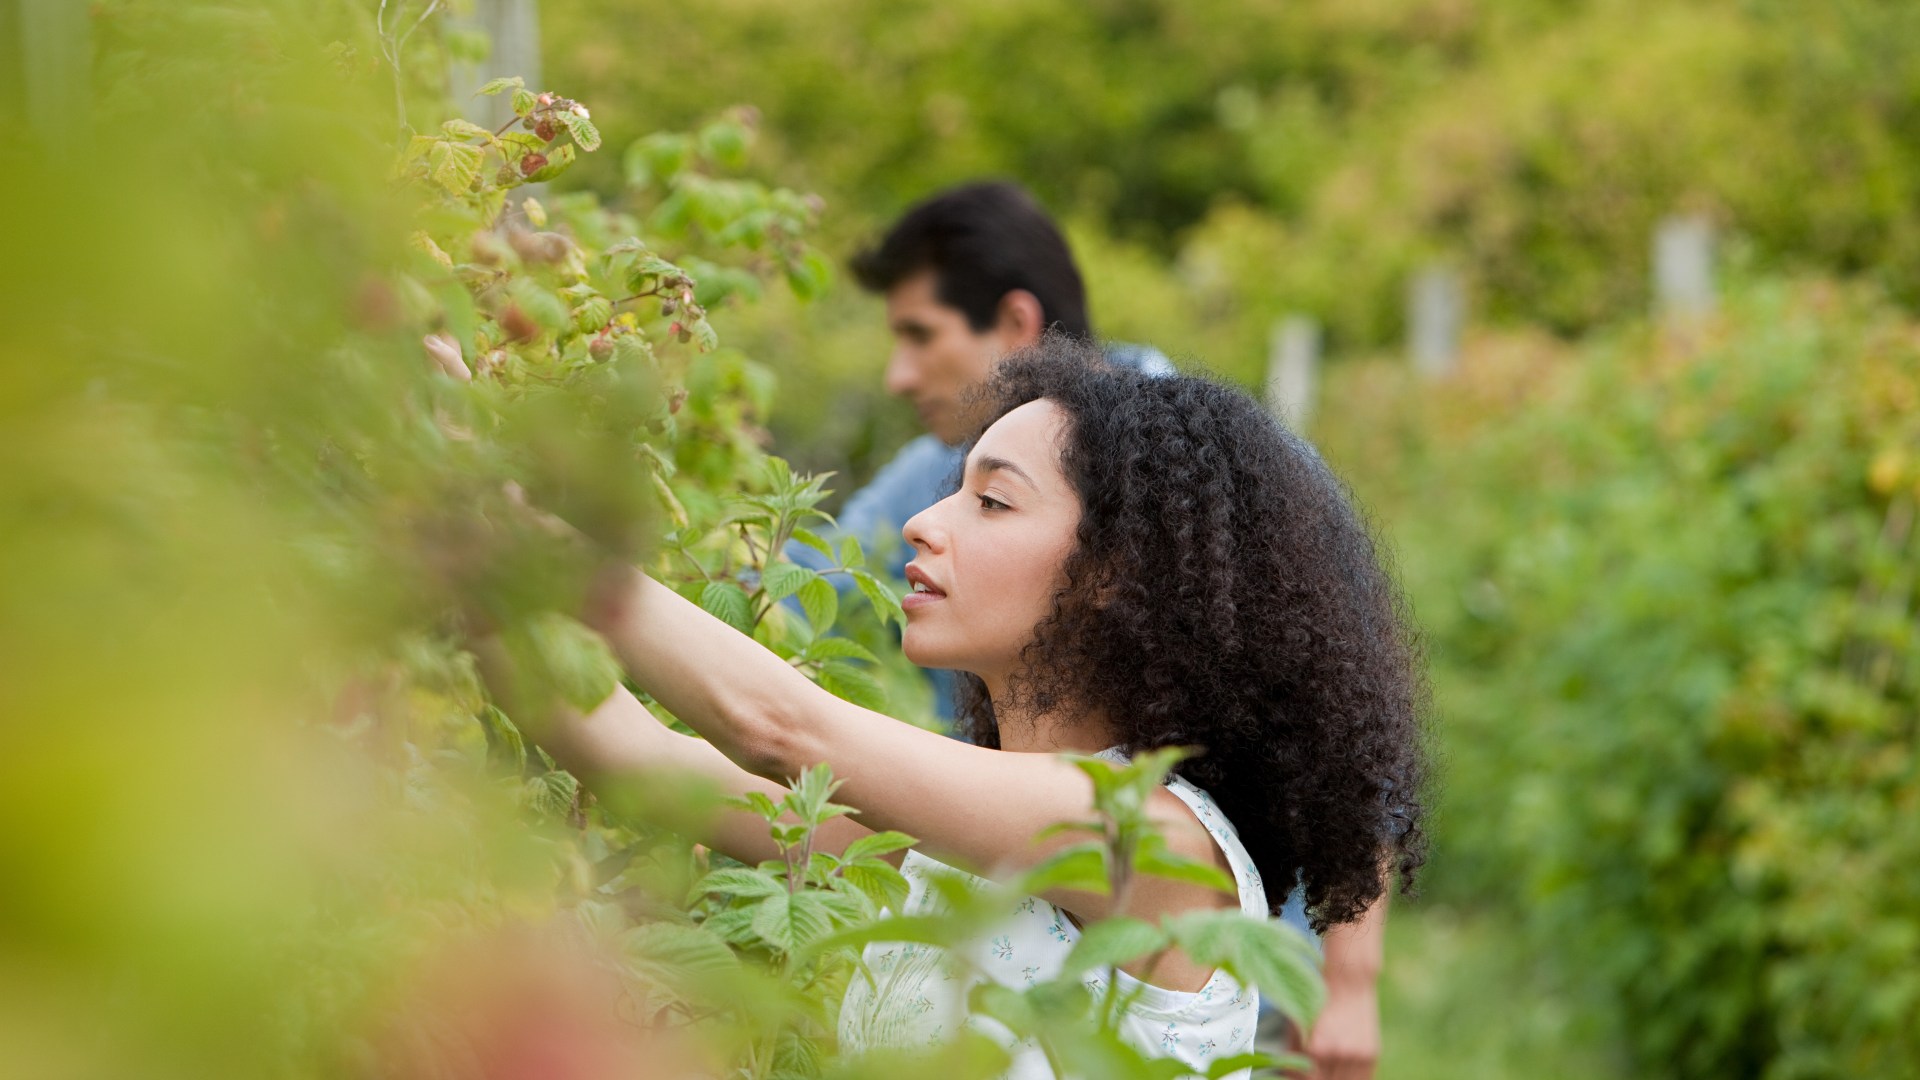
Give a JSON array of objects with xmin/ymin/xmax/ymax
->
[{"xmin": 969, "ymin": 454, "xmax": 1037, "ymax": 488}]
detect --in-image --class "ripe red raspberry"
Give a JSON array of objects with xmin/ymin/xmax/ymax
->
[
  {"xmin": 519, "ymin": 153, "xmax": 548, "ymax": 177},
  {"xmin": 534, "ymin": 119, "xmax": 558, "ymax": 142}
]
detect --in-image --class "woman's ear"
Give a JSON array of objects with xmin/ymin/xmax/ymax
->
[{"xmin": 993, "ymin": 289, "xmax": 1046, "ymax": 350}]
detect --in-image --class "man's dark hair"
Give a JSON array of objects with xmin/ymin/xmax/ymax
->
[{"xmin": 850, "ymin": 181, "xmax": 1092, "ymax": 340}]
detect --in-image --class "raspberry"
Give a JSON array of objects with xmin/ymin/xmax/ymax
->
[
  {"xmin": 518, "ymin": 153, "xmax": 548, "ymax": 177},
  {"xmin": 534, "ymin": 119, "xmax": 557, "ymax": 142},
  {"xmin": 589, "ymin": 335, "xmax": 614, "ymax": 362}
]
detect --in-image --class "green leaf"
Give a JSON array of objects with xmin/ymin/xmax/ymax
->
[
  {"xmin": 478, "ymin": 704, "xmax": 527, "ymax": 774},
  {"xmin": 1061, "ymin": 917, "xmax": 1168, "ymax": 976},
  {"xmin": 697, "ymin": 118, "xmax": 752, "ymax": 167},
  {"xmin": 727, "ymin": 790, "xmax": 782, "ymax": 822},
  {"xmin": 1164, "ymin": 910, "xmax": 1325, "ymax": 1026},
  {"xmin": 1207, "ymin": 1053, "xmax": 1287, "ymax": 1079},
  {"xmin": 852, "ymin": 570, "xmax": 904, "ymax": 631},
  {"xmin": 507, "ymin": 613, "xmax": 622, "ymax": 711},
  {"xmin": 622, "ymin": 921, "xmax": 739, "ymax": 980},
  {"xmin": 842, "ymin": 830, "xmax": 917, "ymax": 862},
  {"xmin": 556, "ymin": 109, "xmax": 602, "ymax": 152},
  {"xmin": 699, "ymin": 580, "xmax": 753, "ymax": 634},
  {"xmin": 803, "ymin": 637, "xmax": 879, "ymax": 665},
  {"xmin": 785, "ymin": 248, "xmax": 833, "ymax": 301},
  {"xmin": 510, "ymin": 87, "xmax": 537, "ymax": 115},
  {"xmin": 475, "ymin": 75, "xmax": 525, "ymax": 96},
  {"xmin": 1016, "ymin": 842, "xmax": 1112, "ymax": 896},
  {"xmin": 523, "ymin": 141, "xmax": 576, "ymax": 183},
  {"xmin": 506, "ymin": 278, "xmax": 570, "ymax": 333},
  {"xmin": 796, "ymin": 575, "xmax": 838, "ymax": 634},
  {"xmin": 1134, "ymin": 837, "xmax": 1238, "ymax": 894},
  {"xmin": 820, "ymin": 659, "xmax": 886, "ymax": 709},
  {"xmin": 689, "ymin": 317, "xmax": 719, "ymax": 353},
  {"xmin": 802, "ymin": 914, "xmax": 956, "ymax": 959},
  {"xmin": 426, "ymin": 139, "xmax": 483, "ymax": 195},
  {"xmin": 693, "ymin": 867, "xmax": 785, "ymax": 901},
  {"xmin": 842, "ymin": 859, "xmax": 911, "ymax": 912},
  {"xmin": 751, "ymin": 891, "xmax": 837, "ymax": 952},
  {"xmin": 440, "ymin": 118, "xmax": 492, "ymax": 141},
  {"xmin": 759, "ymin": 560, "xmax": 818, "ymax": 603},
  {"xmin": 570, "ymin": 294, "xmax": 612, "ymax": 335}
]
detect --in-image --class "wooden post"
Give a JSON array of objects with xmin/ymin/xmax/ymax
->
[
  {"xmin": 1408, "ymin": 265, "xmax": 1462, "ymax": 379},
  {"xmin": 1654, "ymin": 213, "xmax": 1715, "ymax": 320},
  {"xmin": 1266, "ymin": 315, "xmax": 1320, "ymax": 430},
  {"xmin": 449, "ymin": 0, "xmax": 541, "ymax": 130}
]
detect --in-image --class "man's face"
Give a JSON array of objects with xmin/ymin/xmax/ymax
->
[{"xmin": 881, "ymin": 270, "xmax": 1007, "ymax": 445}]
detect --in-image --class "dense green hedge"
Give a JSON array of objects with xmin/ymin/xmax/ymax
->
[
  {"xmin": 547, "ymin": 0, "xmax": 1920, "ymax": 351},
  {"xmin": 1316, "ymin": 280, "xmax": 1920, "ymax": 1078}
]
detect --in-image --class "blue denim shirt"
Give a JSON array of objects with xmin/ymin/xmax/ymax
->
[{"xmin": 782, "ymin": 342, "xmax": 1319, "ymax": 943}]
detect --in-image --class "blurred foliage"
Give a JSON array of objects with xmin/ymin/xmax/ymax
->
[
  {"xmin": 0, "ymin": 3, "xmax": 1320, "ymax": 1078},
  {"xmin": 549, "ymin": 0, "xmax": 1920, "ymax": 354},
  {"xmin": 1315, "ymin": 278, "xmax": 1920, "ymax": 1078}
]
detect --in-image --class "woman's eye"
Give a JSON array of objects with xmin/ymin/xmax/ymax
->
[{"xmin": 977, "ymin": 494, "xmax": 1008, "ymax": 511}]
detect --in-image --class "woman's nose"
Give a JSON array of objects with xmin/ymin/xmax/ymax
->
[{"xmin": 902, "ymin": 496, "xmax": 946, "ymax": 553}]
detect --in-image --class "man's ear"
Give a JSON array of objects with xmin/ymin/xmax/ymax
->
[{"xmin": 993, "ymin": 289, "xmax": 1047, "ymax": 350}]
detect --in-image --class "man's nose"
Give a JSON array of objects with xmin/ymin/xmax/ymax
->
[{"xmin": 883, "ymin": 348, "xmax": 918, "ymax": 398}]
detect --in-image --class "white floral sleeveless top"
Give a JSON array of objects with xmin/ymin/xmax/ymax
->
[{"xmin": 837, "ymin": 752, "xmax": 1269, "ymax": 1078}]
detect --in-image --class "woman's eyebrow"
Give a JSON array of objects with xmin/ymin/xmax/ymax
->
[{"xmin": 968, "ymin": 454, "xmax": 1038, "ymax": 489}]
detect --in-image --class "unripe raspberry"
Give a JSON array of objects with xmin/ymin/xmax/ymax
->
[
  {"xmin": 588, "ymin": 335, "xmax": 614, "ymax": 362},
  {"xmin": 519, "ymin": 153, "xmax": 548, "ymax": 177},
  {"xmin": 500, "ymin": 304, "xmax": 538, "ymax": 343}
]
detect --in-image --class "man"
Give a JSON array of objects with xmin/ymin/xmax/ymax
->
[{"xmin": 788, "ymin": 180, "xmax": 1388, "ymax": 1079}]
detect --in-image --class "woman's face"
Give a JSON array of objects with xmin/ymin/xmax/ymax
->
[{"xmin": 898, "ymin": 399, "xmax": 1083, "ymax": 681}]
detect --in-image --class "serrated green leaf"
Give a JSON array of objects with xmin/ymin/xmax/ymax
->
[
  {"xmin": 441, "ymin": 117, "xmax": 492, "ymax": 141},
  {"xmin": 1061, "ymin": 917, "xmax": 1169, "ymax": 977},
  {"xmin": 1016, "ymin": 842, "xmax": 1112, "ymax": 897},
  {"xmin": 510, "ymin": 87, "xmax": 537, "ymax": 115},
  {"xmin": 785, "ymin": 247, "xmax": 832, "ymax": 301},
  {"xmin": 728, "ymin": 790, "xmax": 781, "ymax": 822},
  {"xmin": 789, "ymin": 526, "xmax": 835, "ymax": 559},
  {"xmin": 507, "ymin": 278, "xmax": 570, "ymax": 333},
  {"xmin": 478, "ymin": 704, "xmax": 527, "ymax": 774},
  {"xmin": 571, "ymin": 294, "xmax": 612, "ymax": 335},
  {"xmin": 690, "ymin": 317, "xmax": 719, "ymax": 353},
  {"xmin": 820, "ymin": 660, "xmax": 886, "ymax": 709},
  {"xmin": 1207, "ymin": 1052, "xmax": 1285, "ymax": 1079},
  {"xmin": 1164, "ymin": 910, "xmax": 1325, "ymax": 1026},
  {"xmin": 556, "ymin": 109, "xmax": 602, "ymax": 152},
  {"xmin": 1134, "ymin": 838, "xmax": 1238, "ymax": 894},
  {"xmin": 475, "ymin": 75, "xmax": 525, "ymax": 96},
  {"xmin": 622, "ymin": 921, "xmax": 739, "ymax": 981},
  {"xmin": 700, "ymin": 580, "xmax": 753, "ymax": 634},
  {"xmin": 751, "ymin": 891, "xmax": 836, "ymax": 952},
  {"xmin": 804, "ymin": 636, "xmax": 879, "ymax": 665},
  {"xmin": 797, "ymin": 576, "xmax": 838, "ymax": 634},
  {"xmin": 507, "ymin": 612, "xmax": 622, "ymax": 711},
  {"xmin": 759, "ymin": 560, "xmax": 818, "ymax": 603},
  {"xmin": 852, "ymin": 570, "xmax": 904, "ymax": 631},
  {"xmin": 693, "ymin": 867, "xmax": 785, "ymax": 901},
  {"xmin": 842, "ymin": 859, "xmax": 911, "ymax": 912},
  {"xmin": 426, "ymin": 139, "xmax": 483, "ymax": 195},
  {"xmin": 842, "ymin": 830, "xmax": 917, "ymax": 862}
]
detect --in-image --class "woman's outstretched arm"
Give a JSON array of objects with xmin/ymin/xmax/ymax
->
[
  {"xmin": 533, "ymin": 682, "xmax": 876, "ymax": 867},
  {"xmin": 579, "ymin": 564, "xmax": 1234, "ymax": 926}
]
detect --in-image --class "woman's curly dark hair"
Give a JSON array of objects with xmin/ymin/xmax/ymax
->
[{"xmin": 954, "ymin": 335, "xmax": 1430, "ymax": 930}]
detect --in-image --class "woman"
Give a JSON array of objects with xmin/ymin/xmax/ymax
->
[{"xmin": 546, "ymin": 336, "xmax": 1428, "ymax": 1074}]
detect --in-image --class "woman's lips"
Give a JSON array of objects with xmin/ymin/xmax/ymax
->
[{"xmin": 901, "ymin": 589, "xmax": 943, "ymax": 612}]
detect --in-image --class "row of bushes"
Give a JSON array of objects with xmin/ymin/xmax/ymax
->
[
  {"xmin": 550, "ymin": 0, "xmax": 1920, "ymax": 353},
  {"xmin": 1315, "ymin": 279, "xmax": 1920, "ymax": 1078}
]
